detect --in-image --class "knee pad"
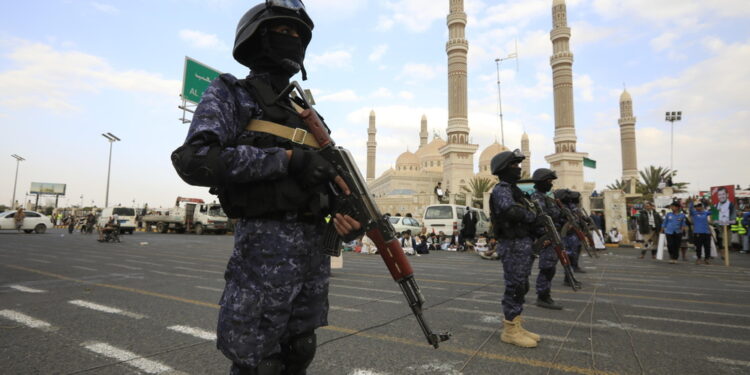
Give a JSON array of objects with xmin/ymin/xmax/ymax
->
[
  {"xmin": 282, "ymin": 331, "xmax": 316, "ymax": 375},
  {"xmin": 512, "ymin": 282, "xmax": 529, "ymax": 304}
]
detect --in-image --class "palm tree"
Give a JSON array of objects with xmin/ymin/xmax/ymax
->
[
  {"xmin": 606, "ymin": 166, "xmax": 688, "ymax": 200},
  {"xmin": 462, "ymin": 176, "xmax": 495, "ymax": 207},
  {"xmin": 606, "ymin": 179, "xmax": 628, "ymax": 191}
]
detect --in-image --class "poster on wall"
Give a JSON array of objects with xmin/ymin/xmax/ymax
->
[{"xmin": 710, "ymin": 185, "xmax": 736, "ymax": 225}]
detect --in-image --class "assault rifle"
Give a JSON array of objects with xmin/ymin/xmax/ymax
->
[
  {"xmin": 281, "ymin": 81, "xmax": 451, "ymax": 349},
  {"xmin": 524, "ymin": 198, "xmax": 581, "ymax": 291},
  {"xmin": 555, "ymin": 199, "xmax": 597, "ymax": 258}
]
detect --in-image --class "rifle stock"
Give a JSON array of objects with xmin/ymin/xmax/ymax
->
[{"xmin": 290, "ymin": 82, "xmax": 451, "ymax": 348}]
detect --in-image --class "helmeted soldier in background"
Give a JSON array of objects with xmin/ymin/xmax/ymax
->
[
  {"xmin": 529, "ymin": 168, "xmax": 563, "ymax": 310},
  {"xmin": 489, "ymin": 149, "xmax": 544, "ymax": 348},
  {"xmin": 171, "ymin": 1, "xmax": 361, "ymax": 374},
  {"xmin": 555, "ymin": 189, "xmax": 586, "ymax": 287}
]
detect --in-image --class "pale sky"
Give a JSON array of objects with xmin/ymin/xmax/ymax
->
[{"xmin": 1, "ymin": 0, "xmax": 749, "ymax": 209}]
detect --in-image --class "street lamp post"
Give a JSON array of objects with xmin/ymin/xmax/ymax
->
[
  {"xmin": 101, "ymin": 133, "xmax": 121, "ymax": 207},
  {"xmin": 10, "ymin": 154, "xmax": 25, "ymax": 208},
  {"xmin": 494, "ymin": 50, "xmax": 518, "ymax": 147},
  {"xmin": 665, "ymin": 111, "xmax": 682, "ymax": 172}
]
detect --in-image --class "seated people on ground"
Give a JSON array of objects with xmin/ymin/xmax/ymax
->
[
  {"xmin": 480, "ymin": 237, "xmax": 500, "ymax": 260},
  {"xmin": 608, "ymin": 227, "xmax": 623, "ymax": 244},
  {"xmin": 400, "ymin": 230, "xmax": 416, "ymax": 255}
]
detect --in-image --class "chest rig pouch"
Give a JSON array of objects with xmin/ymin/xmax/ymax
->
[
  {"xmin": 490, "ymin": 188, "xmax": 531, "ymax": 240},
  {"xmin": 215, "ymin": 77, "xmax": 323, "ymax": 221}
]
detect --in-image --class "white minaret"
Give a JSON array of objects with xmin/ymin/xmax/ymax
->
[
  {"xmin": 440, "ymin": 0, "xmax": 478, "ymax": 194},
  {"xmin": 419, "ymin": 114, "xmax": 428, "ymax": 149},
  {"xmin": 367, "ymin": 110, "xmax": 377, "ymax": 181},
  {"xmin": 544, "ymin": 0, "xmax": 589, "ymax": 192},
  {"xmin": 619, "ymin": 90, "xmax": 638, "ymax": 194},
  {"xmin": 521, "ymin": 132, "xmax": 531, "ymax": 178}
]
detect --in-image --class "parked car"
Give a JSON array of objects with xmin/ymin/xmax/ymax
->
[
  {"xmin": 388, "ymin": 216, "xmax": 422, "ymax": 235},
  {"xmin": 0, "ymin": 210, "xmax": 54, "ymax": 234}
]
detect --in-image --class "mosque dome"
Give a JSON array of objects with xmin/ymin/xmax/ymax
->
[
  {"xmin": 620, "ymin": 89, "xmax": 632, "ymax": 102},
  {"xmin": 479, "ymin": 141, "xmax": 509, "ymax": 174},
  {"xmin": 395, "ymin": 150, "xmax": 419, "ymax": 172},
  {"xmin": 415, "ymin": 137, "xmax": 447, "ymax": 172}
]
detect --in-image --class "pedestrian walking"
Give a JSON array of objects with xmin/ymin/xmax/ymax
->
[
  {"xmin": 489, "ymin": 149, "xmax": 543, "ymax": 348},
  {"xmin": 171, "ymin": 1, "xmax": 362, "ymax": 373},
  {"xmin": 662, "ymin": 202, "xmax": 688, "ymax": 264}
]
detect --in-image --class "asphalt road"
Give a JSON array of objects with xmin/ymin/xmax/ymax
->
[{"xmin": 2, "ymin": 229, "xmax": 750, "ymax": 375}]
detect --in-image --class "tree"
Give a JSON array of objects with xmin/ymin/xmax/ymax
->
[
  {"xmin": 606, "ymin": 179, "xmax": 628, "ymax": 191},
  {"xmin": 462, "ymin": 176, "xmax": 495, "ymax": 207},
  {"xmin": 606, "ymin": 166, "xmax": 689, "ymax": 200}
]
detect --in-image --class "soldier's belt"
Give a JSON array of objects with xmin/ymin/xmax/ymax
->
[{"xmin": 245, "ymin": 119, "xmax": 320, "ymax": 149}]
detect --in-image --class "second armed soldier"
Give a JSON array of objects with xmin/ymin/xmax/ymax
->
[{"xmin": 530, "ymin": 168, "xmax": 564, "ymax": 310}]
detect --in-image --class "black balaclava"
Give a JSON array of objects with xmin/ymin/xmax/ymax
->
[
  {"xmin": 499, "ymin": 166, "xmax": 522, "ymax": 184},
  {"xmin": 535, "ymin": 180, "xmax": 553, "ymax": 193},
  {"xmin": 246, "ymin": 25, "xmax": 306, "ymax": 91}
]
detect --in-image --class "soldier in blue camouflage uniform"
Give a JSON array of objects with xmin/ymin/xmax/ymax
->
[
  {"xmin": 171, "ymin": 1, "xmax": 361, "ymax": 374},
  {"xmin": 529, "ymin": 168, "xmax": 564, "ymax": 310},
  {"xmin": 555, "ymin": 189, "xmax": 585, "ymax": 287},
  {"xmin": 489, "ymin": 149, "xmax": 543, "ymax": 348}
]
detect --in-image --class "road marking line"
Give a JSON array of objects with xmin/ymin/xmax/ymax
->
[
  {"xmin": 69, "ymin": 300, "xmax": 145, "ymax": 319},
  {"xmin": 163, "ymin": 260, "xmax": 200, "ymax": 266},
  {"xmin": 150, "ymin": 270, "xmax": 203, "ymax": 279},
  {"xmin": 624, "ymin": 314, "xmax": 750, "ymax": 330},
  {"xmin": 708, "ymin": 356, "xmax": 750, "ymax": 367},
  {"xmin": 443, "ymin": 307, "xmax": 750, "ymax": 346},
  {"xmin": 126, "ymin": 260, "xmax": 163, "ymax": 267},
  {"xmin": 174, "ymin": 266, "xmax": 223, "ymax": 275},
  {"xmin": 195, "ymin": 286, "xmax": 223, "ymax": 292},
  {"xmin": 331, "ymin": 284, "xmax": 400, "ymax": 294},
  {"xmin": 328, "ymin": 293, "xmax": 401, "ymax": 304},
  {"xmin": 83, "ymin": 342, "xmax": 173, "ymax": 374},
  {"xmin": 27, "ymin": 253, "xmax": 58, "ymax": 259},
  {"xmin": 612, "ymin": 287, "xmax": 705, "ymax": 296},
  {"xmin": 463, "ymin": 324, "xmax": 576, "ymax": 343},
  {"xmin": 9, "ymin": 285, "xmax": 46, "ymax": 293},
  {"xmin": 5, "ymin": 264, "xmax": 615, "ymax": 375},
  {"xmin": 167, "ymin": 325, "xmax": 216, "ymax": 340},
  {"xmin": 72, "ymin": 266, "xmax": 98, "ymax": 271},
  {"xmin": 27, "ymin": 258, "xmax": 51, "ymax": 264},
  {"xmin": 628, "ymin": 304, "xmax": 750, "ymax": 318},
  {"xmin": 0, "ymin": 309, "xmax": 53, "ymax": 330},
  {"xmin": 330, "ymin": 305, "xmax": 362, "ymax": 312},
  {"xmin": 107, "ymin": 263, "xmax": 142, "ymax": 271}
]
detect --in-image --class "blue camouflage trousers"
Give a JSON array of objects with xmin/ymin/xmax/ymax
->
[
  {"xmin": 498, "ymin": 237, "xmax": 534, "ymax": 321},
  {"xmin": 563, "ymin": 234, "xmax": 581, "ymax": 269},
  {"xmin": 535, "ymin": 246, "xmax": 557, "ymax": 295},
  {"xmin": 216, "ymin": 214, "xmax": 330, "ymax": 368}
]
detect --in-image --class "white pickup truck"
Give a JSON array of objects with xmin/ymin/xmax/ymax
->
[{"xmin": 142, "ymin": 197, "xmax": 229, "ymax": 235}]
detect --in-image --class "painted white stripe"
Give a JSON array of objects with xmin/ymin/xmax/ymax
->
[
  {"xmin": 72, "ymin": 266, "xmax": 98, "ymax": 271},
  {"xmin": 331, "ymin": 285, "xmax": 401, "ymax": 294},
  {"xmin": 27, "ymin": 253, "xmax": 58, "ymax": 259},
  {"xmin": 27, "ymin": 258, "xmax": 51, "ymax": 264},
  {"xmin": 164, "ymin": 260, "xmax": 199, "ymax": 265},
  {"xmin": 349, "ymin": 370, "xmax": 389, "ymax": 375},
  {"xmin": 68, "ymin": 300, "xmax": 145, "ymax": 319},
  {"xmin": 126, "ymin": 259, "xmax": 163, "ymax": 267},
  {"xmin": 629, "ymin": 304, "xmax": 750, "ymax": 318},
  {"xmin": 613, "ymin": 287, "xmax": 705, "ymax": 297},
  {"xmin": 175, "ymin": 266, "xmax": 223, "ymax": 275},
  {"xmin": 150, "ymin": 270, "xmax": 202, "ymax": 279},
  {"xmin": 75, "ymin": 258, "xmax": 97, "ymax": 263},
  {"xmin": 167, "ymin": 325, "xmax": 216, "ymax": 341},
  {"xmin": 443, "ymin": 307, "xmax": 750, "ymax": 346},
  {"xmin": 463, "ymin": 324, "xmax": 576, "ymax": 343},
  {"xmin": 328, "ymin": 293, "xmax": 401, "ymax": 304},
  {"xmin": 107, "ymin": 263, "xmax": 142, "ymax": 271},
  {"xmin": 330, "ymin": 306, "xmax": 362, "ymax": 313},
  {"xmin": 707, "ymin": 356, "xmax": 750, "ymax": 368},
  {"xmin": 0, "ymin": 310, "xmax": 53, "ymax": 330},
  {"xmin": 83, "ymin": 342, "xmax": 172, "ymax": 374},
  {"xmin": 9, "ymin": 285, "xmax": 46, "ymax": 293},
  {"xmin": 624, "ymin": 314, "xmax": 750, "ymax": 330},
  {"xmin": 195, "ymin": 286, "xmax": 223, "ymax": 292}
]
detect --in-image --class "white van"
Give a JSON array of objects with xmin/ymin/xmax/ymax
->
[
  {"xmin": 422, "ymin": 204, "xmax": 490, "ymax": 236},
  {"xmin": 98, "ymin": 207, "xmax": 137, "ymax": 234}
]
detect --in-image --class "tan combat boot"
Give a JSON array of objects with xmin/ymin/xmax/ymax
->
[
  {"xmin": 517, "ymin": 316, "xmax": 540, "ymax": 342},
  {"xmin": 501, "ymin": 316, "xmax": 538, "ymax": 348}
]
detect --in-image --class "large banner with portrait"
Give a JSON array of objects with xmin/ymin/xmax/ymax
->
[{"xmin": 710, "ymin": 185, "xmax": 736, "ymax": 225}]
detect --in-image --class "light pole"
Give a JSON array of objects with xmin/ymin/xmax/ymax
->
[
  {"xmin": 494, "ymin": 49, "xmax": 518, "ymax": 146},
  {"xmin": 101, "ymin": 133, "xmax": 121, "ymax": 207},
  {"xmin": 10, "ymin": 154, "xmax": 25, "ymax": 208},
  {"xmin": 665, "ymin": 111, "xmax": 682, "ymax": 172}
]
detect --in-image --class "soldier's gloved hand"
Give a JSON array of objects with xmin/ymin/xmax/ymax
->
[
  {"xmin": 534, "ymin": 214, "xmax": 548, "ymax": 228},
  {"xmin": 288, "ymin": 148, "xmax": 338, "ymax": 188}
]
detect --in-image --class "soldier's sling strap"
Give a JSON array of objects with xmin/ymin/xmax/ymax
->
[{"xmin": 245, "ymin": 119, "xmax": 321, "ymax": 149}]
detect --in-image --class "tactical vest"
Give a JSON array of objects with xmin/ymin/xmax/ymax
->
[
  {"xmin": 216, "ymin": 77, "xmax": 323, "ymax": 220},
  {"xmin": 731, "ymin": 217, "xmax": 747, "ymax": 235},
  {"xmin": 490, "ymin": 186, "xmax": 531, "ymax": 240}
]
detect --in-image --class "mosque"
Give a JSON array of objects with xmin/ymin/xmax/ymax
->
[{"xmin": 364, "ymin": 0, "xmax": 613, "ymax": 218}]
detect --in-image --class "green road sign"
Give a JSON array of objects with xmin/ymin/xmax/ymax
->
[
  {"xmin": 181, "ymin": 57, "xmax": 222, "ymax": 104},
  {"xmin": 583, "ymin": 157, "xmax": 597, "ymax": 169}
]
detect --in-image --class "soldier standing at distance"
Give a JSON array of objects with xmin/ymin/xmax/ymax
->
[
  {"xmin": 489, "ymin": 149, "xmax": 543, "ymax": 348},
  {"xmin": 555, "ymin": 189, "xmax": 585, "ymax": 287},
  {"xmin": 529, "ymin": 168, "xmax": 563, "ymax": 310},
  {"xmin": 171, "ymin": 1, "xmax": 361, "ymax": 374}
]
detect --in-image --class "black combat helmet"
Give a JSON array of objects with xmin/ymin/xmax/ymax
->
[
  {"xmin": 490, "ymin": 149, "xmax": 525, "ymax": 176},
  {"xmin": 531, "ymin": 168, "xmax": 557, "ymax": 182},
  {"xmin": 233, "ymin": 0, "xmax": 314, "ymax": 68},
  {"xmin": 554, "ymin": 189, "xmax": 570, "ymax": 201}
]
